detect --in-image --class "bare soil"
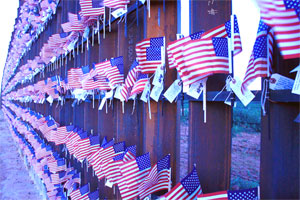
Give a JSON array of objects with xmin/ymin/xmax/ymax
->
[{"xmin": 231, "ymin": 132, "xmax": 260, "ymax": 190}]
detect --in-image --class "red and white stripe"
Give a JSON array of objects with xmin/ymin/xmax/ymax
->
[
  {"xmin": 258, "ymin": 0, "xmax": 300, "ymax": 59},
  {"xmin": 119, "ymin": 159, "xmax": 151, "ymax": 200},
  {"xmin": 181, "ymin": 38, "xmax": 229, "ymax": 86},
  {"xmin": 130, "ymin": 78, "xmax": 148, "ymax": 96},
  {"xmin": 80, "ymin": 0, "xmax": 105, "ymax": 17},
  {"xmin": 242, "ymin": 29, "xmax": 274, "ymax": 93}
]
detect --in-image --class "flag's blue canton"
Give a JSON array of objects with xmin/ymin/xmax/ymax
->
[
  {"xmin": 67, "ymin": 170, "xmax": 76, "ymax": 176},
  {"xmin": 150, "ymin": 37, "xmax": 164, "ymax": 47},
  {"xmin": 129, "ymin": 60, "xmax": 139, "ymax": 71},
  {"xmin": 60, "ymin": 32, "xmax": 69, "ymax": 38},
  {"xmin": 190, "ymin": 31, "xmax": 205, "ymax": 40},
  {"xmin": 225, "ymin": 15, "xmax": 240, "ymax": 37},
  {"xmin": 79, "ymin": 131, "xmax": 88, "ymax": 139},
  {"xmin": 59, "ymin": 171, "xmax": 66, "ymax": 178},
  {"xmin": 113, "ymin": 153, "xmax": 125, "ymax": 161},
  {"xmin": 51, "ymin": 76, "xmax": 57, "ymax": 82},
  {"xmin": 47, "ymin": 120, "xmax": 55, "ymax": 127},
  {"xmin": 113, "ymin": 142, "xmax": 126, "ymax": 153},
  {"xmin": 212, "ymin": 37, "xmax": 229, "ymax": 57},
  {"xmin": 73, "ymin": 173, "xmax": 80, "ymax": 179},
  {"xmin": 257, "ymin": 20, "xmax": 270, "ymax": 34},
  {"xmin": 136, "ymin": 153, "xmax": 151, "ymax": 171},
  {"xmin": 72, "ymin": 182, "xmax": 79, "ymax": 191},
  {"xmin": 284, "ymin": 0, "xmax": 300, "ymax": 19},
  {"xmin": 102, "ymin": 139, "xmax": 114, "ymax": 149},
  {"xmin": 111, "ymin": 56, "xmax": 124, "ymax": 74},
  {"xmin": 57, "ymin": 159, "xmax": 65, "ymax": 166},
  {"xmin": 126, "ymin": 145, "xmax": 137, "ymax": 157},
  {"xmin": 101, "ymin": 136, "xmax": 107, "ymax": 147},
  {"xmin": 82, "ymin": 65, "xmax": 90, "ymax": 74},
  {"xmin": 253, "ymin": 35, "xmax": 267, "ymax": 59},
  {"xmin": 88, "ymin": 190, "xmax": 99, "ymax": 200},
  {"xmin": 228, "ymin": 187, "xmax": 258, "ymax": 200},
  {"xmin": 66, "ymin": 125, "xmax": 74, "ymax": 132},
  {"xmin": 46, "ymin": 145, "xmax": 52, "ymax": 151},
  {"xmin": 77, "ymin": 14, "xmax": 81, "ymax": 21},
  {"xmin": 64, "ymin": 78, "xmax": 68, "ymax": 84},
  {"xmin": 80, "ymin": 184, "xmax": 89, "ymax": 195},
  {"xmin": 137, "ymin": 73, "xmax": 148, "ymax": 80},
  {"xmin": 146, "ymin": 47, "xmax": 162, "ymax": 61},
  {"xmin": 92, "ymin": 0, "xmax": 104, "ymax": 8},
  {"xmin": 157, "ymin": 155, "xmax": 170, "ymax": 172},
  {"xmin": 181, "ymin": 167, "xmax": 200, "ymax": 195},
  {"xmin": 90, "ymin": 135, "xmax": 100, "ymax": 146}
]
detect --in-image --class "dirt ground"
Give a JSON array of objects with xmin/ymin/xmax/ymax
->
[
  {"xmin": 0, "ymin": 110, "xmax": 43, "ymax": 200},
  {"xmin": 231, "ymin": 132, "xmax": 260, "ymax": 189}
]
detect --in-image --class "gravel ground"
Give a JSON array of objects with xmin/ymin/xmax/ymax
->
[{"xmin": 0, "ymin": 110, "xmax": 43, "ymax": 200}]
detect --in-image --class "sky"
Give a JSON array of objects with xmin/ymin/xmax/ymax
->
[
  {"xmin": 0, "ymin": 0, "xmax": 261, "ymax": 91},
  {"xmin": 0, "ymin": 1, "xmax": 19, "ymax": 89}
]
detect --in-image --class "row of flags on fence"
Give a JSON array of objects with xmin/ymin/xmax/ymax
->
[
  {"xmin": 2, "ymin": 0, "xmax": 59, "ymax": 91},
  {"xmin": 3, "ymin": 0, "xmax": 300, "ymax": 98},
  {"xmin": 2, "ymin": 100, "xmax": 260, "ymax": 200}
]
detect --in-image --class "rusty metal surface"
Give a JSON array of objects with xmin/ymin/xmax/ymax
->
[
  {"xmin": 188, "ymin": 0, "xmax": 232, "ymax": 193},
  {"xmin": 260, "ymin": 45, "xmax": 300, "ymax": 198}
]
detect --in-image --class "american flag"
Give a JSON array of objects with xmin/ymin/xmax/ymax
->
[
  {"xmin": 163, "ymin": 166, "xmax": 202, "ymax": 200},
  {"xmin": 61, "ymin": 22, "xmax": 73, "ymax": 33},
  {"xmin": 227, "ymin": 187, "xmax": 259, "ymax": 200},
  {"xmin": 89, "ymin": 139, "xmax": 114, "ymax": 178},
  {"xmin": 79, "ymin": 0, "xmax": 105, "ymax": 17},
  {"xmin": 68, "ymin": 68, "xmax": 83, "ymax": 89},
  {"xmin": 74, "ymin": 131, "xmax": 90, "ymax": 162},
  {"xmin": 103, "ymin": 145, "xmax": 135, "ymax": 184},
  {"xmin": 199, "ymin": 187, "xmax": 259, "ymax": 200},
  {"xmin": 68, "ymin": 12, "xmax": 85, "ymax": 32},
  {"xmin": 181, "ymin": 37, "xmax": 230, "ymax": 86},
  {"xmin": 104, "ymin": 0, "xmax": 130, "ymax": 9},
  {"xmin": 138, "ymin": 154, "xmax": 171, "ymax": 199},
  {"xmin": 119, "ymin": 153, "xmax": 151, "ymax": 200},
  {"xmin": 120, "ymin": 84, "xmax": 131, "ymax": 101},
  {"xmin": 96, "ymin": 141, "xmax": 125, "ymax": 180},
  {"xmin": 123, "ymin": 145, "xmax": 137, "ymax": 162},
  {"xmin": 86, "ymin": 135, "xmax": 101, "ymax": 164},
  {"xmin": 241, "ymin": 20, "xmax": 274, "ymax": 93},
  {"xmin": 94, "ymin": 75, "xmax": 111, "ymax": 90},
  {"xmin": 55, "ymin": 125, "xmax": 74, "ymax": 145},
  {"xmin": 197, "ymin": 191, "xmax": 228, "ymax": 200},
  {"xmin": 130, "ymin": 73, "xmax": 148, "ymax": 96},
  {"xmin": 65, "ymin": 128, "xmax": 82, "ymax": 155},
  {"xmin": 105, "ymin": 56, "xmax": 124, "ymax": 87},
  {"xmin": 88, "ymin": 189, "xmax": 99, "ymax": 200},
  {"xmin": 70, "ymin": 184, "xmax": 89, "ymax": 200},
  {"xmin": 48, "ymin": 158, "xmax": 67, "ymax": 174},
  {"xmin": 257, "ymin": 0, "xmax": 300, "ymax": 59},
  {"xmin": 136, "ymin": 37, "xmax": 165, "ymax": 74},
  {"xmin": 102, "ymin": 153, "xmax": 124, "ymax": 185},
  {"xmin": 50, "ymin": 171, "xmax": 67, "ymax": 185},
  {"xmin": 94, "ymin": 60, "xmax": 111, "ymax": 76},
  {"xmin": 201, "ymin": 15, "xmax": 242, "ymax": 55},
  {"xmin": 167, "ymin": 31, "xmax": 205, "ymax": 71},
  {"xmin": 125, "ymin": 60, "xmax": 140, "ymax": 88},
  {"xmin": 80, "ymin": 65, "xmax": 92, "ymax": 85}
]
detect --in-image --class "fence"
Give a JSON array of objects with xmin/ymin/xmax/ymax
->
[{"xmin": 2, "ymin": 0, "xmax": 299, "ymax": 199}]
